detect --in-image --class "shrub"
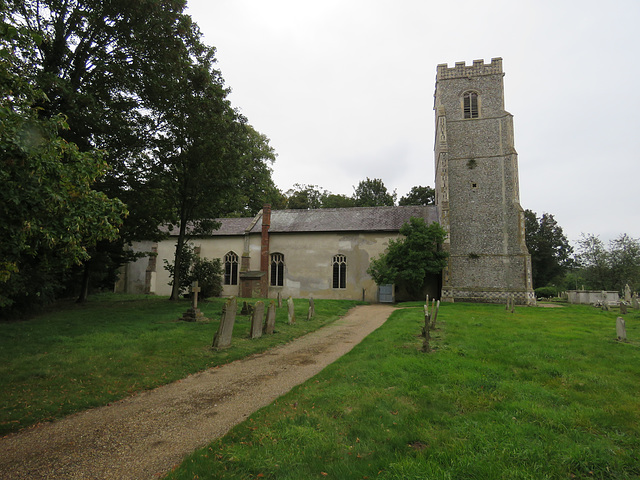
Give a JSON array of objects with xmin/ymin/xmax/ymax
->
[
  {"xmin": 535, "ymin": 286, "xmax": 557, "ymax": 298},
  {"xmin": 163, "ymin": 243, "xmax": 223, "ymax": 298}
]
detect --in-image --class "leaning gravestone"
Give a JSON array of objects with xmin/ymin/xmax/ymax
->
[
  {"xmin": 181, "ymin": 281, "xmax": 205, "ymax": 322},
  {"xmin": 620, "ymin": 302, "xmax": 628, "ymax": 315},
  {"xmin": 625, "ymin": 284, "xmax": 632, "ymax": 303},
  {"xmin": 212, "ymin": 297, "xmax": 237, "ymax": 348},
  {"xmin": 307, "ymin": 296, "xmax": 315, "ymax": 320},
  {"xmin": 287, "ymin": 296, "xmax": 296, "ymax": 325},
  {"xmin": 601, "ymin": 291, "xmax": 610, "ymax": 311},
  {"xmin": 263, "ymin": 301, "xmax": 276, "ymax": 334},
  {"xmin": 277, "ymin": 292, "xmax": 282, "ymax": 308},
  {"xmin": 616, "ymin": 317, "xmax": 627, "ymax": 342},
  {"xmin": 249, "ymin": 301, "xmax": 265, "ymax": 339}
]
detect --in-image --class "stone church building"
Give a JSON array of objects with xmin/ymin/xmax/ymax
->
[{"xmin": 117, "ymin": 58, "xmax": 535, "ymax": 304}]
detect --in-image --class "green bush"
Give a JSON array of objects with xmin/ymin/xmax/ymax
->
[
  {"xmin": 535, "ymin": 286, "xmax": 557, "ymax": 298},
  {"xmin": 163, "ymin": 243, "xmax": 223, "ymax": 298}
]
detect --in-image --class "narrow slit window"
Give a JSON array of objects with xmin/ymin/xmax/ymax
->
[
  {"xmin": 270, "ymin": 253, "xmax": 284, "ymax": 287},
  {"xmin": 463, "ymin": 91, "xmax": 479, "ymax": 119},
  {"xmin": 332, "ymin": 254, "xmax": 347, "ymax": 289},
  {"xmin": 224, "ymin": 252, "xmax": 239, "ymax": 285}
]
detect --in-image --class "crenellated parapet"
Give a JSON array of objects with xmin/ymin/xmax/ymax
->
[{"xmin": 436, "ymin": 58, "xmax": 503, "ymax": 80}]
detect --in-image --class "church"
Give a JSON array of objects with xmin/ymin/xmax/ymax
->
[{"xmin": 117, "ymin": 58, "xmax": 535, "ymax": 304}]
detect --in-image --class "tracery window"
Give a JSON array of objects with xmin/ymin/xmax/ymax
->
[
  {"xmin": 270, "ymin": 253, "xmax": 285, "ymax": 287},
  {"xmin": 332, "ymin": 254, "xmax": 347, "ymax": 289},
  {"xmin": 224, "ymin": 251, "xmax": 239, "ymax": 285},
  {"xmin": 463, "ymin": 91, "xmax": 479, "ymax": 119}
]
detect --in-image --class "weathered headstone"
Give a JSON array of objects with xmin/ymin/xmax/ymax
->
[
  {"xmin": 212, "ymin": 296, "xmax": 237, "ymax": 348},
  {"xmin": 616, "ymin": 317, "xmax": 627, "ymax": 342},
  {"xmin": 633, "ymin": 295, "xmax": 640, "ymax": 311},
  {"xmin": 249, "ymin": 301, "xmax": 265, "ymax": 339},
  {"xmin": 505, "ymin": 295, "xmax": 511, "ymax": 311},
  {"xmin": 181, "ymin": 281, "xmax": 205, "ymax": 321},
  {"xmin": 263, "ymin": 301, "xmax": 276, "ymax": 334},
  {"xmin": 307, "ymin": 296, "xmax": 315, "ymax": 320},
  {"xmin": 619, "ymin": 302, "xmax": 628, "ymax": 315},
  {"xmin": 421, "ymin": 304, "xmax": 431, "ymax": 352},
  {"xmin": 277, "ymin": 292, "xmax": 282, "ymax": 308},
  {"xmin": 624, "ymin": 284, "xmax": 632, "ymax": 303},
  {"xmin": 287, "ymin": 296, "xmax": 296, "ymax": 324},
  {"xmin": 601, "ymin": 291, "xmax": 610, "ymax": 311},
  {"xmin": 241, "ymin": 301, "xmax": 250, "ymax": 315},
  {"xmin": 431, "ymin": 300, "xmax": 440, "ymax": 328}
]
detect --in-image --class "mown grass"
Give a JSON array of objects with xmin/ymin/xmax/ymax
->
[
  {"xmin": 165, "ymin": 303, "xmax": 640, "ymax": 480},
  {"xmin": 0, "ymin": 294, "xmax": 362, "ymax": 435}
]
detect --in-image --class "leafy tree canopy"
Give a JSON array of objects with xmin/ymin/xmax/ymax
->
[
  {"xmin": 524, "ymin": 210, "xmax": 573, "ymax": 288},
  {"xmin": 367, "ymin": 218, "xmax": 448, "ymax": 299},
  {"xmin": 353, "ymin": 177, "xmax": 396, "ymax": 207},
  {"xmin": 398, "ymin": 185, "xmax": 435, "ymax": 206},
  {"xmin": 0, "ymin": 18, "xmax": 126, "ymax": 309}
]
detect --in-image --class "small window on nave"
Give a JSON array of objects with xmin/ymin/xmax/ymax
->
[
  {"xmin": 332, "ymin": 254, "xmax": 347, "ymax": 289},
  {"xmin": 224, "ymin": 252, "xmax": 239, "ymax": 285},
  {"xmin": 270, "ymin": 253, "xmax": 285, "ymax": 287}
]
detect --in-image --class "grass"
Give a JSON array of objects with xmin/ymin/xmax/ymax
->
[
  {"xmin": 165, "ymin": 302, "xmax": 640, "ymax": 480},
  {"xmin": 0, "ymin": 293, "xmax": 363, "ymax": 435}
]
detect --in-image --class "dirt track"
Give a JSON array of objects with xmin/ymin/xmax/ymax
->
[{"xmin": 0, "ymin": 304, "xmax": 395, "ymax": 480}]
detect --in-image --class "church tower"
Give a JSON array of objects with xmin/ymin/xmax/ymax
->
[{"xmin": 434, "ymin": 58, "xmax": 535, "ymax": 304}]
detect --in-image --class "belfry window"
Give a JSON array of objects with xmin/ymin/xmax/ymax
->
[
  {"xmin": 270, "ymin": 253, "xmax": 284, "ymax": 287},
  {"xmin": 463, "ymin": 91, "xmax": 479, "ymax": 119},
  {"xmin": 332, "ymin": 254, "xmax": 347, "ymax": 289},
  {"xmin": 223, "ymin": 252, "xmax": 238, "ymax": 285}
]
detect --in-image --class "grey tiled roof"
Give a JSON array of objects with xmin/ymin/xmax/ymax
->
[
  {"xmin": 251, "ymin": 206, "xmax": 438, "ymax": 234},
  {"xmin": 165, "ymin": 206, "xmax": 438, "ymax": 236}
]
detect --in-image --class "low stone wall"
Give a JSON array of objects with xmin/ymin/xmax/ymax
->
[{"xmin": 567, "ymin": 290, "xmax": 619, "ymax": 305}]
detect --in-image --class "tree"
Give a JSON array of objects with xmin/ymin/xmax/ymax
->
[
  {"xmin": 367, "ymin": 218, "xmax": 448, "ymax": 299},
  {"xmin": 0, "ymin": 19, "xmax": 126, "ymax": 310},
  {"xmin": 576, "ymin": 233, "xmax": 611, "ymax": 291},
  {"xmin": 608, "ymin": 234, "xmax": 640, "ymax": 293},
  {"xmin": 163, "ymin": 243, "xmax": 223, "ymax": 299},
  {"xmin": 321, "ymin": 193, "xmax": 356, "ymax": 209},
  {"xmin": 285, "ymin": 184, "xmax": 327, "ymax": 210},
  {"xmin": 524, "ymin": 210, "xmax": 573, "ymax": 288},
  {"xmin": 6, "ymin": 1, "xmax": 279, "ymax": 301},
  {"xmin": 353, "ymin": 177, "xmax": 396, "ymax": 207},
  {"xmin": 398, "ymin": 186, "xmax": 435, "ymax": 206}
]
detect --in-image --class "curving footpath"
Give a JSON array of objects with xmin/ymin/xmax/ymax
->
[{"xmin": 0, "ymin": 304, "xmax": 394, "ymax": 480}]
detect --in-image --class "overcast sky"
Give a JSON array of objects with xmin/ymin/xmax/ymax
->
[{"xmin": 186, "ymin": 0, "xmax": 639, "ymax": 246}]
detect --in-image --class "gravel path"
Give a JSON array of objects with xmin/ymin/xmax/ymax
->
[{"xmin": 0, "ymin": 304, "xmax": 394, "ymax": 480}]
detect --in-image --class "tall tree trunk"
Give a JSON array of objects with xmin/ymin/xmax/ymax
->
[
  {"xmin": 169, "ymin": 212, "xmax": 189, "ymax": 301},
  {"xmin": 77, "ymin": 261, "xmax": 91, "ymax": 303}
]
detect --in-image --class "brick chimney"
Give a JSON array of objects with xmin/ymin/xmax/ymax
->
[{"xmin": 260, "ymin": 205, "xmax": 271, "ymax": 296}]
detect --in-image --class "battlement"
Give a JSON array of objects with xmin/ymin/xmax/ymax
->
[{"xmin": 436, "ymin": 58, "xmax": 503, "ymax": 80}]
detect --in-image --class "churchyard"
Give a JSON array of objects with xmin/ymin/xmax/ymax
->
[
  {"xmin": 165, "ymin": 302, "xmax": 640, "ymax": 479},
  {"xmin": 0, "ymin": 294, "xmax": 361, "ymax": 435},
  {"xmin": 2, "ymin": 298, "xmax": 640, "ymax": 478}
]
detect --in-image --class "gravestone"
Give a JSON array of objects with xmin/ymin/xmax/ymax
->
[
  {"xmin": 249, "ymin": 301, "xmax": 265, "ymax": 339},
  {"xmin": 505, "ymin": 295, "xmax": 510, "ymax": 311},
  {"xmin": 212, "ymin": 297, "xmax": 237, "ymax": 348},
  {"xmin": 431, "ymin": 300, "xmax": 440, "ymax": 329},
  {"xmin": 277, "ymin": 292, "xmax": 282, "ymax": 308},
  {"xmin": 287, "ymin": 296, "xmax": 296, "ymax": 324},
  {"xmin": 422, "ymin": 304, "xmax": 431, "ymax": 353},
  {"xmin": 633, "ymin": 294, "xmax": 640, "ymax": 310},
  {"xmin": 241, "ymin": 301, "xmax": 250, "ymax": 315},
  {"xmin": 625, "ymin": 284, "xmax": 632, "ymax": 303},
  {"xmin": 181, "ymin": 281, "xmax": 205, "ymax": 321},
  {"xmin": 601, "ymin": 291, "xmax": 610, "ymax": 311},
  {"xmin": 616, "ymin": 317, "xmax": 627, "ymax": 342},
  {"xmin": 307, "ymin": 296, "xmax": 315, "ymax": 320},
  {"xmin": 263, "ymin": 301, "xmax": 276, "ymax": 334},
  {"xmin": 620, "ymin": 302, "xmax": 628, "ymax": 315}
]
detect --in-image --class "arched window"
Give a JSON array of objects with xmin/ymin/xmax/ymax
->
[
  {"xmin": 463, "ymin": 91, "xmax": 479, "ymax": 119},
  {"xmin": 224, "ymin": 252, "xmax": 239, "ymax": 285},
  {"xmin": 332, "ymin": 254, "xmax": 347, "ymax": 289},
  {"xmin": 270, "ymin": 253, "xmax": 285, "ymax": 286}
]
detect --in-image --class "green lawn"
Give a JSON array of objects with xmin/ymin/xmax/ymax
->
[
  {"xmin": 165, "ymin": 302, "xmax": 640, "ymax": 480},
  {"xmin": 0, "ymin": 294, "xmax": 362, "ymax": 435}
]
